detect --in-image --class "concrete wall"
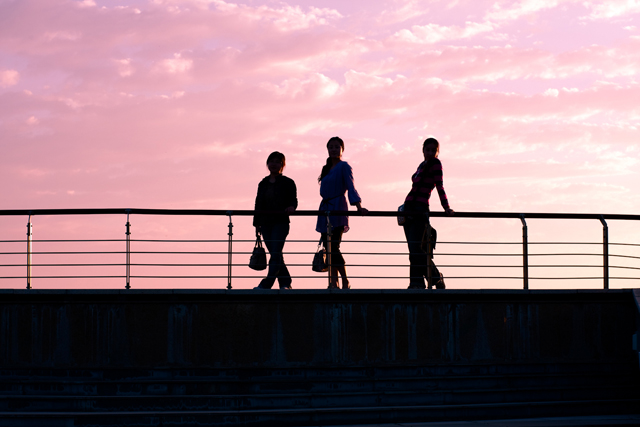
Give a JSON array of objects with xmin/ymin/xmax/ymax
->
[{"xmin": 0, "ymin": 289, "xmax": 637, "ymax": 368}]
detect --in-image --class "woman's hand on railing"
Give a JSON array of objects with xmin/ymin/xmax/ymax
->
[
  {"xmin": 356, "ymin": 203, "xmax": 368, "ymax": 215},
  {"xmin": 445, "ymin": 208, "xmax": 455, "ymax": 216}
]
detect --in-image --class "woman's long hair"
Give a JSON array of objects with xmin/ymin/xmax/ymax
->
[
  {"xmin": 423, "ymin": 137, "xmax": 439, "ymax": 157},
  {"xmin": 318, "ymin": 136, "xmax": 344, "ymax": 183}
]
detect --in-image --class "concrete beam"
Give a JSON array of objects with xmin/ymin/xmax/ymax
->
[{"xmin": 0, "ymin": 289, "xmax": 637, "ymax": 369}]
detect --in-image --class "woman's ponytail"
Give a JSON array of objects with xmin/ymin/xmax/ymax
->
[
  {"xmin": 318, "ymin": 136, "xmax": 345, "ymax": 183},
  {"xmin": 318, "ymin": 157, "xmax": 332, "ymax": 183}
]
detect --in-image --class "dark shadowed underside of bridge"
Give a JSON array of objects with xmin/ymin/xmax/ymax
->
[{"xmin": 1, "ymin": 289, "xmax": 639, "ymax": 426}]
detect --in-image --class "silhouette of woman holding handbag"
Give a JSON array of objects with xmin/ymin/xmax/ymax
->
[
  {"xmin": 253, "ymin": 151, "xmax": 297, "ymax": 289},
  {"xmin": 316, "ymin": 137, "xmax": 367, "ymax": 290},
  {"xmin": 403, "ymin": 138, "xmax": 454, "ymax": 289}
]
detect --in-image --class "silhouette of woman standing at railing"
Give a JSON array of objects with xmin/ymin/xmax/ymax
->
[
  {"xmin": 253, "ymin": 151, "xmax": 298, "ymax": 290},
  {"xmin": 316, "ymin": 137, "xmax": 368, "ymax": 290},
  {"xmin": 403, "ymin": 138, "xmax": 454, "ymax": 289}
]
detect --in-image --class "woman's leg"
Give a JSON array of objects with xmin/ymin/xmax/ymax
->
[
  {"xmin": 331, "ymin": 227, "xmax": 348, "ymax": 289},
  {"xmin": 429, "ymin": 260, "xmax": 445, "ymax": 289},
  {"xmin": 422, "ymin": 225, "xmax": 445, "ymax": 289},
  {"xmin": 321, "ymin": 232, "xmax": 337, "ymax": 288},
  {"xmin": 258, "ymin": 224, "xmax": 289, "ymax": 289},
  {"xmin": 273, "ymin": 224, "xmax": 291, "ymax": 289},
  {"xmin": 322, "ymin": 226, "xmax": 346, "ymax": 288},
  {"xmin": 403, "ymin": 218, "xmax": 428, "ymax": 289}
]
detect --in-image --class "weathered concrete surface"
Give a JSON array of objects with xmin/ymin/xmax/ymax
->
[{"xmin": 0, "ymin": 289, "xmax": 637, "ymax": 368}]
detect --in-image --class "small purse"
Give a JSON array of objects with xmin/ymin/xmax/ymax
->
[
  {"xmin": 397, "ymin": 204, "xmax": 405, "ymax": 226},
  {"xmin": 312, "ymin": 238, "xmax": 328, "ymax": 272},
  {"xmin": 249, "ymin": 234, "xmax": 267, "ymax": 271}
]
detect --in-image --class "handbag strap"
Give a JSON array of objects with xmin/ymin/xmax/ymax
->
[{"xmin": 255, "ymin": 234, "xmax": 263, "ymax": 249}]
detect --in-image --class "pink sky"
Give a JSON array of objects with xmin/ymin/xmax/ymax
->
[{"xmin": 1, "ymin": 0, "xmax": 639, "ymax": 290}]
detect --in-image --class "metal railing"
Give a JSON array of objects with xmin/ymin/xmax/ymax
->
[{"xmin": 1, "ymin": 208, "xmax": 639, "ymax": 289}]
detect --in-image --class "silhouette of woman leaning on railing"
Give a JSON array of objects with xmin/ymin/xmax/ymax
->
[
  {"xmin": 402, "ymin": 138, "xmax": 454, "ymax": 289},
  {"xmin": 253, "ymin": 151, "xmax": 298, "ymax": 290},
  {"xmin": 316, "ymin": 137, "xmax": 368, "ymax": 290}
]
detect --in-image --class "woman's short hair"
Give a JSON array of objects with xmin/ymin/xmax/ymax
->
[
  {"xmin": 266, "ymin": 151, "xmax": 286, "ymax": 171},
  {"xmin": 266, "ymin": 151, "xmax": 285, "ymax": 166}
]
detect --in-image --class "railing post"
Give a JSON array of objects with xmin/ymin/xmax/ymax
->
[
  {"xmin": 26, "ymin": 214, "xmax": 32, "ymax": 290},
  {"xmin": 125, "ymin": 211, "xmax": 131, "ymax": 290},
  {"xmin": 227, "ymin": 211, "xmax": 233, "ymax": 290},
  {"xmin": 599, "ymin": 215, "xmax": 609, "ymax": 290},
  {"xmin": 326, "ymin": 211, "xmax": 332, "ymax": 289},
  {"xmin": 520, "ymin": 214, "xmax": 529, "ymax": 290}
]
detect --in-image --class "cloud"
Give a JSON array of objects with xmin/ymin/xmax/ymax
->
[
  {"xmin": 42, "ymin": 31, "xmax": 82, "ymax": 42},
  {"xmin": 159, "ymin": 53, "xmax": 193, "ymax": 74},
  {"xmin": 393, "ymin": 21, "xmax": 495, "ymax": 44},
  {"xmin": 344, "ymin": 70, "xmax": 394, "ymax": 90},
  {"xmin": 76, "ymin": 0, "xmax": 96, "ymax": 8},
  {"xmin": 0, "ymin": 70, "xmax": 19, "ymax": 87},
  {"xmin": 583, "ymin": 0, "xmax": 640, "ymax": 20},
  {"xmin": 385, "ymin": 37, "xmax": 640, "ymax": 84},
  {"xmin": 260, "ymin": 73, "xmax": 340, "ymax": 99},
  {"xmin": 209, "ymin": 0, "xmax": 343, "ymax": 31},
  {"xmin": 376, "ymin": 0, "xmax": 431, "ymax": 25},
  {"xmin": 484, "ymin": 0, "xmax": 567, "ymax": 22},
  {"xmin": 114, "ymin": 58, "xmax": 134, "ymax": 77}
]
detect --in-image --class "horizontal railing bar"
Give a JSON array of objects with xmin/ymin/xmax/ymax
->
[
  {"xmin": 3, "ymin": 263, "xmax": 636, "ymax": 271},
  {"xmin": 120, "ymin": 264, "xmax": 640, "ymax": 270},
  {"xmin": 126, "ymin": 276, "xmax": 638, "ymax": 280},
  {"xmin": 0, "ymin": 251, "xmax": 619, "ymax": 256},
  {"xmin": 0, "ymin": 277, "xmax": 423, "ymax": 280},
  {"xmin": 122, "ymin": 275, "xmax": 636, "ymax": 280},
  {"xmin": 0, "ymin": 252, "xmax": 127, "ymax": 255},
  {"xmin": 2, "ymin": 239, "xmax": 636, "ymax": 248},
  {"xmin": 0, "ymin": 240, "xmax": 126, "ymax": 243},
  {"xmin": 0, "ymin": 276, "xmax": 125, "ymax": 279},
  {"xmin": 1, "ymin": 252, "xmax": 631, "ymax": 259},
  {"xmin": 2, "ymin": 275, "xmax": 626, "ymax": 280},
  {"xmin": 609, "ymin": 254, "xmax": 640, "ymax": 260},
  {"xmin": 1, "ymin": 208, "xmax": 640, "ymax": 221},
  {"xmin": 0, "ymin": 264, "xmax": 126, "ymax": 267}
]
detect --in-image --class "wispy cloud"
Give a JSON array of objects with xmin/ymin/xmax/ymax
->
[
  {"xmin": 583, "ymin": 0, "xmax": 640, "ymax": 20},
  {"xmin": 0, "ymin": 69, "xmax": 19, "ymax": 87},
  {"xmin": 392, "ymin": 21, "xmax": 495, "ymax": 44}
]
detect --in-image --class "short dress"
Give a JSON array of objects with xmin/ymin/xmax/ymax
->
[{"xmin": 315, "ymin": 161, "xmax": 362, "ymax": 233}]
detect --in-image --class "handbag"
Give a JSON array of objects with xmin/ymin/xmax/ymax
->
[
  {"xmin": 397, "ymin": 204, "xmax": 405, "ymax": 226},
  {"xmin": 420, "ymin": 225, "xmax": 437, "ymax": 256},
  {"xmin": 249, "ymin": 234, "xmax": 267, "ymax": 271},
  {"xmin": 312, "ymin": 238, "xmax": 328, "ymax": 272}
]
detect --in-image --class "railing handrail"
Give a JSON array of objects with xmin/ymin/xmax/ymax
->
[{"xmin": 1, "ymin": 208, "xmax": 639, "ymax": 221}]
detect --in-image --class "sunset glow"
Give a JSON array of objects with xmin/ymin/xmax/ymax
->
[{"xmin": 1, "ymin": 0, "xmax": 639, "ymax": 289}]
